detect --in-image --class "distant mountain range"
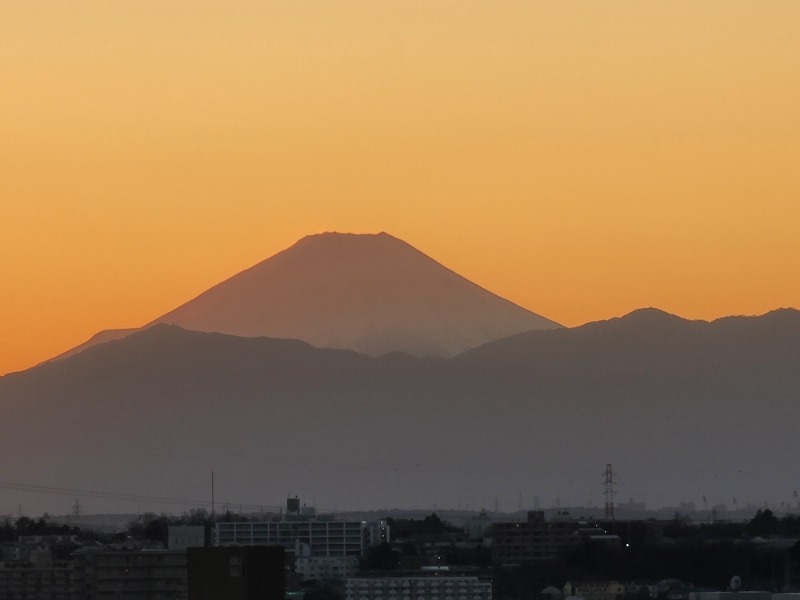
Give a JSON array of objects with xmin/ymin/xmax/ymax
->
[
  {"xmin": 1, "ymin": 302, "xmax": 798, "ymax": 514},
  {"xmin": 58, "ymin": 232, "xmax": 559, "ymax": 361}
]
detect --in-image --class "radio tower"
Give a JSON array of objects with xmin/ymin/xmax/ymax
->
[{"xmin": 603, "ymin": 463, "xmax": 616, "ymax": 520}]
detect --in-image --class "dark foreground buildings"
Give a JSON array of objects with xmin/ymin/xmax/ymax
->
[{"xmin": 187, "ymin": 546, "xmax": 284, "ymax": 600}]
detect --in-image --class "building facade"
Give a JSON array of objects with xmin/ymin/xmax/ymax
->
[
  {"xmin": 70, "ymin": 549, "xmax": 187, "ymax": 600},
  {"xmin": 345, "ymin": 574, "xmax": 492, "ymax": 600},
  {"xmin": 295, "ymin": 556, "xmax": 359, "ymax": 581},
  {"xmin": 566, "ymin": 581, "xmax": 657, "ymax": 600},
  {"xmin": 215, "ymin": 518, "xmax": 388, "ymax": 559},
  {"xmin": 0, "ymin": 562, "xmax": 72, "ymax": 600},
  {"xmin": 168, "ymin": 526, "xmax": 209, "ymax": 551},
  {"xmin": 490, "ymin": 511, "xmax": 604, "ymax": 565},
  {"xmin": 186, "ymin": 546, "xmax": 284, "ymax": 600}
]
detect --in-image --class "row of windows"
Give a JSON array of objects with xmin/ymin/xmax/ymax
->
[
  {"xmin": 347, "ymin": 591, "xmax": 492, "ymax": 600},
  {"xmin": 219, "ymin": 523, "xmax": 365, "ymax": 531}
]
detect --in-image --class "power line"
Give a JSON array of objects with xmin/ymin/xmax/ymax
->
[{"xmin": 0, "ymin": 479, "xmax": 281, "ymax": 513}]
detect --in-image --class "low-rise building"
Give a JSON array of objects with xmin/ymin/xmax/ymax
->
[
  {"xmin": 168, "ymin": 526, "xmax": 209, "ymax": 551},
  {"xmin": 0, "ymin": 561, "xmax": 72, "ymax": 600},
  {"xmin": 491, "ymin": 511, "xmax": 600, "ymax": 565},
  {"xmin": 295, "ymin": 556, "xmax": 359, "ymax": 581},
  {"xmin": 70, "ymin": 548, "xmax": 188, "ymax": 600},
  {"xmin": 186, "ymin": 546, "xmax": 284, "ymax": 600},
  {"xmin": 346, "ymin": 572, "xmax": 492, "ymax": 600},
  {"xmin": 565, "ymin": 581, "xmax": 657, "ymax": 600}
]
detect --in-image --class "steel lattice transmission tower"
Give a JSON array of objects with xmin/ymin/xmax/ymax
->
[{"xmin": 603, "ymin": 463, "xmax": 616, "ymax": 520}]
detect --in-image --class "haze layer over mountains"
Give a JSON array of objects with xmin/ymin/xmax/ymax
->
[{"xmin": 1, "ymin": 232, "xmax": 798, "ymax": 514}]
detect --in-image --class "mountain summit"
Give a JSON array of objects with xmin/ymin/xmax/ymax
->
[{"xmin": 146, "ymin": 232, "xmax": 559, "ymax": 356}]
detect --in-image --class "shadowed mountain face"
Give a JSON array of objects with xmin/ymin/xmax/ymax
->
[
  {"xmin": 146, "ymin": 232, "xmax": 559, "ymax": 357},
  {"xmin": 1, "ymin": 309, "xmax": 798, "ymax": 513}
]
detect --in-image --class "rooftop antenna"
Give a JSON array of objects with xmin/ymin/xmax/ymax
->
[
  {"xmin": 211, "ymin": 471, "xmax": 215, "ymax": 520},
  {"xmin": 603, "ymin": 463, "xmax": 616, "ymax": 520},
  {"xmin": 794, "ymin": 490, "xmax": 799, "ymax": 510}
]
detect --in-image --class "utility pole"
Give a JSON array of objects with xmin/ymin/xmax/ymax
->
[
  {"xmin": 211, "ymin": 471, "xmax": 215, "ymax": 520},
  {"xmin": 603, "ymin": 463, "xmax": 616, "ymax": 521}
]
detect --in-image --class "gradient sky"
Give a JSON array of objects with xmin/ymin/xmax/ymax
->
[{"xmin": 2, "ymin": 1, "xmax": 799, "ymax": 376}]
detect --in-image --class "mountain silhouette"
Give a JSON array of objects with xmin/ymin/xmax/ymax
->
[
  {"xmin": 2, "ymin": 308, "xmax": 798, "ymax": 513},
  {"xmin": 56, "ymin": 232, "xmax": 559, "ymax": 362},
  {"xmin": 139, "ymin": 231, "xmax": 559, "ymax": 356}
]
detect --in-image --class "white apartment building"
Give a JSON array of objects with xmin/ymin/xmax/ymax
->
[{"xmin": 215, "ymin": 518, "xmax": 389, "ymax": 558}]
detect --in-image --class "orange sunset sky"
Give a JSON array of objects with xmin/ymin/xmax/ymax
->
[{"xmin": 2, "ymin": 1, "xmax": 799, "ymax": 376}]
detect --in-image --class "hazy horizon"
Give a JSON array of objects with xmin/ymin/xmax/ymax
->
[
  {"xmin": 2, "ymin": 229, "xmax": 797, "ymax": 376},
  {"xmin": 2, "ymin": 308, "xmax": 799, "ymax": 516},
  {"xmin": 4, "ymin": 246, "xmax": 797, "ymax": 376},
  {"xmin": 3, "ymin": 2, "xmax": 799, "ymax": 522}
]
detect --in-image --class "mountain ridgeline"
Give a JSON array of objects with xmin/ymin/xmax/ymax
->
[
  {"xmin": 1, "ymin": 307, "xmax": 798, "ymax": 513},
  {"xmin": 60, "ymin": 232, "xmax": 560, "ymax": 361}
]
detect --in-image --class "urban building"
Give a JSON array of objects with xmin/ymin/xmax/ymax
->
[
  {"xmin": 0, "ymin": 561, "xmax": 72, "ymax": 600},
  {"xmin": 345, "ymin": 572, "xmax": 492, "ymax": 600},
  {"xmin": 186, "ymin": 546, "xmax": 284, "ymax": 600},
  {"xmin": 594, "ymin": 521, "xmax": 662, "ymax": 549},
  {"xmin": 168, "ymin": 526, "xmax": 209, "ymax": 551},
  {"xmin": 295, "ymin": 556, "xmax": 359, "ymax": 581},
  {"xmin": 70, "ymin": 548, "xmax": 188, "ymax": 600},
  {"xmin": 215, "ymin": 498, "xmax": 389, "ymax": 562},
  {"xmin": 465, "ymin": 511, "xmax": 492, "ymax": 542},
  {"xmin": 565, "ymin": 581, "xmax": 657, "ymax": 600},
  {"xmin": 215, "ymin": 520, "xmax": 370, "ymax": 557},
  {"xmin": 490, "ymin": 511, "xmax": 606, "ymax": 565},
  {"xmin": 690, "ymin": 594, "xmax": 773, "ymax": 600}
]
